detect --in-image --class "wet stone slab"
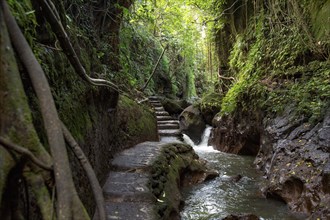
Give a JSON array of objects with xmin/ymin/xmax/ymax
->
[
  {"xmin": 156, "ymin": 115, "xmax": 174, "ymax": 121},
  {"xmin": 155, "ymin": 111, "xmax": 170, "ymax": 116},
  {"xmin": 111, "ymin": 142, "xmax": 164, "ymax": 171},
  {"xmin": 158, "ymin": 123, "xmax": 180, "ymax": 129},
  {"xmin": 157, "ymin": 120, "xmax": 179, "ymax": 125},
  {"xmin": 160, "ymin": 136, "xmax": 182, "ymax": 143},
  {"xmin": 105, "ymin": 202, "xmax": 156, "ymax": 220},
  {"xmin": 103, "ymin": 172, "xmax": 154, "ymax": 202},
  {"xmin": 159, "ymin": 129, "xmax": 181, "ymax": 137},
  {"xmin": 154, "ymin": 107, "xmax": 164, "ymax": 111}
]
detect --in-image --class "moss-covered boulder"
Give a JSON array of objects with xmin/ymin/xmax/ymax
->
[
  {"xmin": 179, "ymin": 105, "xmax": 206, "ymax": 144},
  {"xmin": 160, "ymin": 98, "xmax": 188, "ymax": 116},
  {"xmin": 150, "ymin": 142, "xmax": 218, "ymax": 220},
  {"xmin": 116, "ymin": 95, "xmax": 158, "ymax": 145}
]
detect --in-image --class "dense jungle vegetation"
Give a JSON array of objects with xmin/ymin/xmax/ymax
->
[{"xmin": 0, "ymin": 0, "xmax": 329, "ymax": 219}]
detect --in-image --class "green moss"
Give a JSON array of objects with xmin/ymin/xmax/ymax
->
[
  {"xmin": 149, "ymin": 143, "xmax": 207, "ymax": 219},
  {"xmin": 310, "ymin": 1, "xmax": 330, "ymax": 42},
  {"xmin": 8, "ymin": 0, "xmax": 37, "ymax": 46},
  {"xmin": 117, "ymin": 95, "xmax": 157, "ymax": 138},
  {"xmin": 218, "ymin": 5, "xmax": 329, "ymax": 122}
]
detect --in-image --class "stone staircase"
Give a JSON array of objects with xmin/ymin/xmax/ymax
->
[
  {"xmin": 148, "ymin": 96, "xmax": 182, "ymax": 142},
  {"xmin": 94, "ymin": 96, "xmax": 184, "ymax": 219},
  {"xmin": 94, "ymin": 142, "xmax": 163, "ymax": 220}
]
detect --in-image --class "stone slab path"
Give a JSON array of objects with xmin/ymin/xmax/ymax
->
[{"xmin": 95, "ymin": 96, "xmax": 183, "ymax": 219}]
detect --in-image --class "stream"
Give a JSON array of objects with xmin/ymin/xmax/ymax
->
[{"xmin": 180, "ymin": 126, "xmax": 303, "ymax": 220}]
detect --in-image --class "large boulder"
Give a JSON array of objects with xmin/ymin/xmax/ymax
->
[
  {"xmin": 160, "ymin": 97, "xmax": 189, "ymax": 116},
  {"xmin": 209, "ymin": 110, "xmax": 261, "ymax": 156},
  {"xmin": 179, "ymin": 105, "xmax": 206, "ymax": 144}
]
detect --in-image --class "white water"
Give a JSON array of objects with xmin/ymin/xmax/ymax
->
[
  {"xmin": 182, "ymin": 125, "xmax": 219, "ymax": 153},
  {"xmin": 181, "ymin": 126, "xmax": 302, "ymax": 220}
]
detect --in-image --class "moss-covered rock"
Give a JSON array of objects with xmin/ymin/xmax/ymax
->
[
  {"xmin": 149, "ymin": 143, "xmax": 218, "ymax": 220},
  {"xmin": 179, "ymin": 105, "xmax": 206, "ymax": 144},
  {"xmin": 116, "ymin": 95, "xmax": 158, "ymax": 143},
  {"xmin": 160, "ymin": 98, "xmax": 185, "ymax": 116}
]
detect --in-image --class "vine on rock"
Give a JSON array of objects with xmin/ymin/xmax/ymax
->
[{"xmin": 0, "ymin": 0, "xmax": 106, "ymax": 219}]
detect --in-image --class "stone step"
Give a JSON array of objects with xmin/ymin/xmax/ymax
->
[
  {"xmin": 158, "ymin": 129, "xmax": 181, "ymax": 137},
  {"xmin": 111, "ymin": 142, "xmax": 163, "ymax": 171},
  {"xmin": 154, "ymin": 106, "xmax": 164, "ymax": 111},
  {"xmin": 149, "ymin": 100, "xmax": 161, "ymax": 104},
  {"xmin": 156, "ymin": 115, "xmax": 173, "ymax": 121},
  {"xmin": 157, "ymin": 120, "xmax": 179, "ymax": 125},
  {"xmin": 155, "ymin": 111, "xmax": 169, "ymax": 116},
  {"xmin": 103, "ymin": 202, "xmax": 155, "ymax": 220},
  {"xmin": 150, "ymin": 102, "xmax": 162, "ymax": 107},
  {"xmin": 158, "ymin": 123, "xmax": 179, "ymax": 130},
  {"xmin": 160, "ymin": 136, "xmax": 182, "ymax": 143},
  {"xmin": 103, "ymin": 172, "xmax": 153, "ymax": 202},
  {"xmin": 148, "ymin": 96, "xmax": 159, "ymax": 101}
]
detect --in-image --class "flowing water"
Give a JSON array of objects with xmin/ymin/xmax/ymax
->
[{"xmin": 180, "ymin": 126, "xmax": 303, "ymax": 220}]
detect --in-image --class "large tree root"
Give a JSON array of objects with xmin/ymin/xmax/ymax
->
[
  {"xmin": 36, "ymin": 0, "xmax": 119, "ymax": 91},
  {"xmin": 61, "ymin": 122, "xmax": 106, "ymax": 220},
  {"xmin": 1, "ymin": 1, "xmax": 89, "ymax": 219}
]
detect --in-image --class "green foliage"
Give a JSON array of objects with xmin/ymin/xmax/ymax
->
[
  {"xmin": 222, "ymin": 14, "xmax": 266, "ymax": 114},
  {"xmin": 266, "ymin": 61, "xmax": 330, "ymax": 122},
  {"xmin": 199, "ymin": 91, "xmax": 222, "ymax": 113},
  {"xmin": 125, "ymin": 0, "xmax": 216, "ymax": 97},
  {"xmin": 218, "ymin": 1, "xmax": 329, "ymax": 122}
]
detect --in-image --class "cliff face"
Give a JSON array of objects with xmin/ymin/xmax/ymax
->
[
  {"xmin": 0, "ymin": 0, "xmax": 157, "ymax": 218},
  {"xmin": 257, "ymin": 109, "xmax": 330, "ymax": 218},
  {"xmin": 209, "ymin": 0, "xmax": 330, "ymax": 218}
]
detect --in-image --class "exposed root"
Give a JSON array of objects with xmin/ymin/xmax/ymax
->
[{"xmin": 0, "ymin": 137, "xmax": 53, "ymax": 171}]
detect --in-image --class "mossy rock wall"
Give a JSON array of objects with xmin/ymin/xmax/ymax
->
[{"xmin": 2, "ymin": 1, "xmax": 158, "ymax": 217}]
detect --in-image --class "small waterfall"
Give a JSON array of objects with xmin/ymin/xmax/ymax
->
[{"xmin": 183, "ymin": 126, "xmax": 219, "ymax": 152}]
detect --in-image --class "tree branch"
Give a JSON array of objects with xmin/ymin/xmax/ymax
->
[
  {"xmin": 1, "ymin": 1, "xmax": 88, "ymax": 219},
  {"xmin": 218, "ymin": 74, "xmax": 235, "ymax": 80},
  {"xmin": 35, "ymin": 0, "xmax": 119, "ymax": 92},
  {"xmin": 141, "ymin": 44, "xmax": 168, "ymax": 92}
]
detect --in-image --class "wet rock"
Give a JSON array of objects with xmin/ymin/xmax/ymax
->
[
  {"xmin": 199, "ymin": 91, "xmax": 222, "ymax": 124},
  {"xmin": 179, "ymin": 105, "xmax": 206, "ymax": 144},
  {"xmin": 161, "ymin": 98, "xmax": 185, "ymax": 115},
  {"xmin": 222, "ymin": 214, "xmax": 260, "ymax": 220},
  {"xmin": 256, "ymin": 109, "xmax": 330, "ymax": 217},
  {"xmin": 146, "ymin": 142, "xmax": 216, "ymax": 220},
  {"xmin": 181, "ymin": 169, "xmax": 219, "ymax": 187},
  {"xmin": 231, "ymin": 174, "xmax": 243, "ymax": 182},
  {"xmin": 210, "ymin": 103, "xmax": 330, "ymax": 218},
  {"xmin": 209, "ymin": 110, "xmax": 261, "ymax": 156}
]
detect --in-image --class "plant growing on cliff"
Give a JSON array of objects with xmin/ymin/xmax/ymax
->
[
  {"xmin": 217, "ymin": 0, "xmax": 329, "ymax": 121},
  {"xmin": 0, "ymin": 1, "xmax": 111, "ymax": 219}
]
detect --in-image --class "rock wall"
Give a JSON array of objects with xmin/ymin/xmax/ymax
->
[
  {"xmin": 209, "ymin": 108, "xmax": 330, "ymax": 218},
  {"xmin": 67, "ymin": 94, "xmax": 158, "ymax": 215},
  {"xmin": 209, "ymin": 109, "xmax": 261, "ymax": 156},
  {"xmin": 256, "ymin": 109, "xmax": 330, "ymax": 219}
]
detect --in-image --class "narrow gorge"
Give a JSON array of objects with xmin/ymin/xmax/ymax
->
[{"xmin": 0, "ymin": 0, "xmax": 329, "ymax": 220}]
